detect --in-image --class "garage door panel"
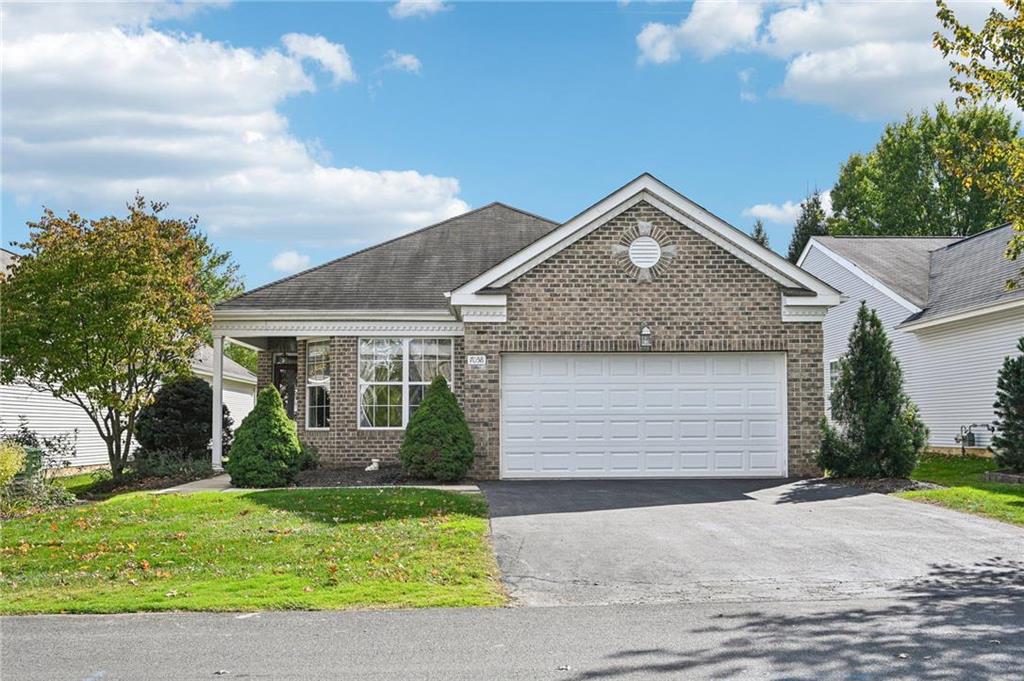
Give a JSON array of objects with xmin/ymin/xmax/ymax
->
[{"xmin": 501, "ymin": 353, "xmax": 786, "ymax": 479}]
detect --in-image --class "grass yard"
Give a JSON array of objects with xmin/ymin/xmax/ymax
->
[
  {"xmin": 53, "ymin": 472, "xmax": 106, "ymax": 497},
  {"xmin": 0, "ymin": 488, "xmax": 504, "ymax": 614},
  {"xmin": 899, "ymin": 454, "xmax": 1024, "ymax": 527}
]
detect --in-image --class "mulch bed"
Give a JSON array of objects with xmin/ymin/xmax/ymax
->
[
  {"xmin": 830, "ymin": 477, "xmax": 944, "ymax": 494},
  {"xmin": 295, "ymin": 465, "xmax": 434, "ymax": 487}
]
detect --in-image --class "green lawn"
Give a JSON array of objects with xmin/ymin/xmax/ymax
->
[
  {"xmin": 898, "ymin": 455, "xmax": 1024, "ymax": 527},
  {"xmin": 0, "ymin": 488, "xmax": 504, "ymax": 614},
  {"xmin": 53, "ymin": 472, "xmax": 106, "ymax": 497}
]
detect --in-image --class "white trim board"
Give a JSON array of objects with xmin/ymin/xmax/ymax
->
[
  {"xmin": 451, "ymin": 174, "xmax": 841, "ymax": 309},
  {"xmin": 213, "ymin": 320, "xmax": 465, "ymax": 338},
  {"xmin": 898, "ymin": 297, "xmax": 1024, "ymax": 331}
]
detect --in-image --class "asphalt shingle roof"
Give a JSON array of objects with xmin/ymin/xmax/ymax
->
[
  {"xmin": 191, "ymin": 344, "xmax": 257, "ymax": 383},
  {"xmin": 218, "ymin": 203, "xmax": 558, "ymax": 312},
  {"xmin": 813, "ymin": 236, "xmax": 959, "ymax": 308},
  {"xmin": 907, "ymin": 224, "xmax": 1023, "ymax": 324}
]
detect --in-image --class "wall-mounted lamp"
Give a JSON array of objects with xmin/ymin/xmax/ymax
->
[{"xmin": 639, "ymin": 323, "xmax": 653, "ymax": 351}]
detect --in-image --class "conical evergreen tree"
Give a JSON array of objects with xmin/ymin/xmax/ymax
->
[
  {"xmin": 786, "ymin": 192, "xmax": 829, "ymax": 263},
  {"xmin": 991, "ymin": 338, "xmax": 1024, "ymax": 473},
  {"xmin": 750, "ymin": 219, "xmax": 770, "ymax": 248},
  {"xmin": 226, "ymin": 387, "xmax": 301, "ymax": 487},
  {"xmin": 400, "ymin": 376, "xmax": 474, "ymax": 482},
  {"xmin": 818, "ymin": 302, "xmax": 927, "ymax": 478}
]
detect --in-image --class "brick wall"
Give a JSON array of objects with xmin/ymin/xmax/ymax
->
[{"xmin": 462, "ymin": 200, "xmax": 824, "ymax": 478}]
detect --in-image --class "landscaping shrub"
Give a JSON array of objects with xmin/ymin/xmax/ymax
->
[
  {"xmin": 132, "ymin": 449, "xmax": 214, "ymax": 479},
  {"xmin": 818, "ymin": 302, "xmax": 927, "ymax": 478},
  {"xmin": 400, "ymin": 376, "xmax": 474, "ymax": 482},
  {"xmin": 991, "ymin": 337, "xmax": 1024, "ymax": 473},
  {"xmin": 298, "ymin": 441, "xmax": 320, "ymax": 471},
  {"xmin": 0, "ymin": 442, "xmax": 26, "ymax": 486},
  {"xmin": 135, "ymin": 376, "xmax": 233, "ymax": 461},
  {"xmin": 225, "ymin": 387, "xmax": 300, "ymax": 488}
]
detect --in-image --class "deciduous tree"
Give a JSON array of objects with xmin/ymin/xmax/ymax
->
[{"xmin": 1, "ymin": 197, "xmax": 210, "ymax": 479}]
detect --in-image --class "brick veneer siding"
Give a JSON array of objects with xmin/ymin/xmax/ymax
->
[
  {"xmin": 461, "ymin": 200, "xmax": 824, "ymax": 478},
  {"xmin": 257, "ymin": 337, "xmax": 465, "ymax": 468}
]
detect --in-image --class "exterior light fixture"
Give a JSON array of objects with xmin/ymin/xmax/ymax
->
[{"xmin": 639, "ymin": 323, "xmax": 653, "ymax": 351}]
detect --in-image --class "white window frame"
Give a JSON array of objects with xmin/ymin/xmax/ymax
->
[
  {"xmin": 305, "ymin": 340, "xmax": 331, "ymax": 431},
  {"xmin": 357, "ymin": 337, "xmax": 455, "ymax": 431},
  {"xmin": 828, "ymin": 358, "xmax": 841, "ymax": 393}
]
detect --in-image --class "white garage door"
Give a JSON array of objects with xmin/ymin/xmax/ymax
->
[{"xmin": 500, "ymin": 353, "xmax": 787, "ymax": 479}]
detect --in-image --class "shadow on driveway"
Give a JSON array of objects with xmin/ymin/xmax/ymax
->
[
  {"xmin": 570, "ymin": 557, "xmax": 1024, "ymax": 680},
  {"xmin": 480, "ymin": 478, "xmax": 866, "ymax": 518}
]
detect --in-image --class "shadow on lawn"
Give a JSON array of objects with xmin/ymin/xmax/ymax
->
[
  {"xmin": 571, "ymin": 557, "xmax": 1024, "ymax": 680},
  {"xmin": 241, "ymin": 487, "xmax": 487, "ymax": 525}
]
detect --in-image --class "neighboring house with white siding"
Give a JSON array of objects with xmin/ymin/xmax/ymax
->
[
  {"xmin": 799, "ymin": 225, "xmax": 1024, "ymax": 451},
  {"xmin": 0, "ymin": 247, "xmax": 256, "ymax": 469},
  {"xmin": 0, "ymin": 347, "xmax": 256, "ymax": 469}
]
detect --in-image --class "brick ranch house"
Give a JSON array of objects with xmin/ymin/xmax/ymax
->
[{"xmin": 210, "ymin": 175, "xmax": 841, "ymax": 479}]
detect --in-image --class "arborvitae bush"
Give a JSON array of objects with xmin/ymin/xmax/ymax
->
[
  {"xmin": 818, "ymin": 302, "xmax": 927, "ymax": 478},
  {"xmin": 399, "ymin": 376, "xmax": 475, "ymax": 482},
  {"xmin": 226, "ymin": 387, "xmax": 300, "ymax": 488},
  {"xmin": 135, "ymin": 376, "xmax": 233, "ymax": 460},
  {"xmin": 991, "ymin": 338, "xmax": 1024, "ymax": 473}
]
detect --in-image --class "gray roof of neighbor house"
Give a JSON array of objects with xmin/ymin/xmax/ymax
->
[
  {"xmin": 812, "ymin": 236, "xmax": 959, "ymax": 308},
  {"xmin": 904, "ymin": 224, "xmax": 1023, "ymax": 325},
  {"xmin": 815, "ymin": 224, "xmax": 1022, "ymax": 324},
  {"xmin": 217, "ymin": 203, "xmax": 559, "ymax": 312},
  {"xmin": 191, "ymin": 344, "xmax": 257, "ymax": 384}
]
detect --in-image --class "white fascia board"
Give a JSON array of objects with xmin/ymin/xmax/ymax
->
[
  {"xmin": 191, "ymin": 368, "xmax": 257, "ymax": 386},
  {"xmin": 449, "ymin": 292, "xmax": 507, "ymax": 307},
  {"xmin": 450, "ymin": 174, "xmax": 840, "ymax": 305},
  {"xmin": 804, "ymin": 240, "xmax": 922, "ymax": 313},
  {"xmin": 213, "ymin": 308, "xmax": 456, "ymax": 322},
  {"xmin": 212, "ymin": 319, "xmax": 465, "ymax": 338},
  {"xmin": 898, "ymin": 297, "xmax": 1024, "ymax": 331}
]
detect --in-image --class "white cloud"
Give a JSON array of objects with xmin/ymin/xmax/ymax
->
[
  {"xmin": 738, "ymin": 67, "xmax": 758, "ymax": 102},
  {"xmin": 389, "ymin": 0, "xmax": 449, "ymax": 20},
  {"xmin": 635, "ymin": 0, "xmax": 1003, "ymax": 119},
  {"xmin": 743, "ymin": 200, "xmax": 802, "ymax": 225},
  {"xmin": 270, "ymin": 250, "xmax": 312, "ymax": 273},
  {"xmin": 1, "ymin": 2, "xmax": 468, "ymax": 246},
  {"xmin": 637, "ymin": 0, "xmax": 763, "ymax": 63},
  {"xmin": 743, "ymin": 191, "xmax": 832, "ymax": 224},
  {"xmin": 384, "ymin": 50, "xmax": 422, "ymax": 74},
  {"xmin": 282, "ymin": 33, "xmax": 356, "ymax": 85}
]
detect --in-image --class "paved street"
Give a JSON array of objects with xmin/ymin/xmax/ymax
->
[
  {"xmin": 4, "ymin": 577, "xmax": 1023, "ymax": 681},
  {"xmin": 482, "ymin": 479, "xmax": 1024, "ymax": 606}
]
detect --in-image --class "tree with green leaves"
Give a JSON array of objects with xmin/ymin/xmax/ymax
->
[
  {"xmin": 135, "ymin": 376, "xmax": 234, "ymax": 460},
  {"xmin": 750, "ymin": 219, "xmax": 770, "ymax": 248},
  {"xmin": 194, "ymin": 235, "xmax": 257, "ymax": 373},
  {"xmin": 0, "ymin": 197, "xmax": 210, "ymax": 480},
  {"xmin": 818, "ymin": 302, "xmax": 928, "ymax": 478},
  {"xmin": 786, "ymin": 192, "xmax": 828, "ymax": 263},
  {"xmin": 935, "ymin": 0, "xmax": 1024, "ymax": 285},
  {"xmin": 400, "ymin": 376, "xmax": 474, "ymax": 482},
  {"xmin": 991, "ymin": 338, "xmax": 1024, "ymax": 472},
  {"xmin": 226, "ymin": 387, "xmax": 301, "ymax": 487},
  {"xmin": 829, "ymin": 104, "xmax": 1017, "ymax": 238}
]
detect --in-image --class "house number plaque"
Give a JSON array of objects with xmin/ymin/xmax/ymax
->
[{"xmin": 467, "ymin": 355, "xmax": 487, "ymax": 367}]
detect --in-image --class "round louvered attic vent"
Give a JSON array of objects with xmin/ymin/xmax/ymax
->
[{"xmin": 628, "ymin": 236, "xmax": 662, "ymax": 268}]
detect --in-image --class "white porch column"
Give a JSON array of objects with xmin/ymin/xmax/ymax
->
[{"xmin": 212, "ymin": 335, "xmax": 224, "ymax": 471}]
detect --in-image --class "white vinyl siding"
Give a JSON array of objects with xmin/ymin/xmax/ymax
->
[
  {"xmin": 2, "ymin": 375, "xmax": 256, "ymax": 469},
  {"xmin": 802, "ymin": 243, "xmax": 1024, "ymax": 449},
  {"xmin": 500, "ymin": 352, "xmax": 787, "ymax": 479}
]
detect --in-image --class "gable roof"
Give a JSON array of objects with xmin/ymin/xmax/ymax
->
[
  {"xmin": 451, "ymin": 173, "xmax": 841, "ymax": 306},
  {"xmin": 809, "ymin": 236, "xmax": 959, "ymax": 308},
  {"xmin": 807, "ymin": 225, "xmax": 1023, "ymax": 329},
  {"xmin": 903, "ymin": 224, "xmax": 1023, "ymax": 327},
  {"xmin": 217, "ymin": 203, "xmax": 558, "ymax": 313},
  {"xmin": 191, "ymin": 344, "xmax": 256, "ymax": 384}
]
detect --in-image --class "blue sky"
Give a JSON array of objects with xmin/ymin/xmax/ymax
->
[{"xmin": 2, "ymin": 1, "xmax": 996, "ymax": 289}]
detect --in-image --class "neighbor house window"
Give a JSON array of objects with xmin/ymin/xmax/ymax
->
[
  {"xmin": 306, "ymin": 341, "xmax": 330, "ymax": 429},
  {"xmin": 358, "ymin": 338, "xmax": 453, "ymax": 429},
  {"xmin": 828, "ymin": 359, "xmax": 841, "ymax": 393}
]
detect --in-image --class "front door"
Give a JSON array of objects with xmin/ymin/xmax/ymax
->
[{"xmin": 273, "ymin": 353, "xmax": 298, "ymax": 419}]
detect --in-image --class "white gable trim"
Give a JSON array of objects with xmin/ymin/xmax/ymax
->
[
  {"xmin": 451, "ymin": 174, "xmax": 841, "ymax": 308},
  {"xmin": 799, "ymin": 239, "xmax": 922, "ymax": 314}
]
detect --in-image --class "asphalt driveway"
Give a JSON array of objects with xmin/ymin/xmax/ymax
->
[{"xmin": 480, "ymin": 479, "xmax": 1024, "ymax": 606}]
